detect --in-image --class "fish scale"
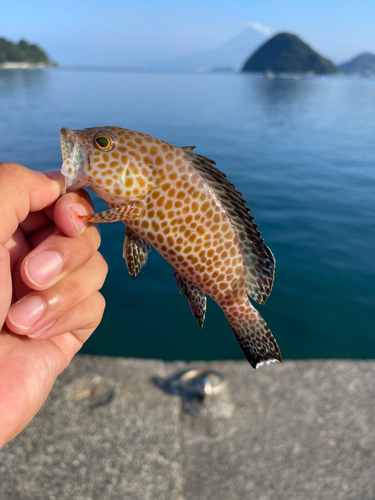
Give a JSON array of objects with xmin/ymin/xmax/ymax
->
[{"xmin": 60, "ymin": 126, "xmax": 282, "ymax": 368}]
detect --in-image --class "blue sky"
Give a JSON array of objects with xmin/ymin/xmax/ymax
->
[{"xmin": 1, "ymin": 0, "xmax": 374, "ymax": 65}]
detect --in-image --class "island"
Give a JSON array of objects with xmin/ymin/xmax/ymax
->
[
  {"xmin": 337, "ymin": 52, "xmax": 375, "ymax": 77},
  {"xmin": 241, "ymin": 33, "xmax": 337, "ymax": 75},
  {"xmin": 0, "ymin": 37, "xmax": 53, "ymax": 68}
]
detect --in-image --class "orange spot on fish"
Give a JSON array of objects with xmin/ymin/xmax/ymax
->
[{"xmin": 130, "ymin": 163, "xmax": 138, "ymax": 175}]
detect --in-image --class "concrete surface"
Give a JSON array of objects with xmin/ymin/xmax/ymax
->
[{"xmin": 1, "ymin": 357, "xmax": 375, "ymax": 500}]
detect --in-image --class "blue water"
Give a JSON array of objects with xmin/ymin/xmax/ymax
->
[{"xmin": 1, "ymin": 68, "xmax": 375, "ymax": 361}]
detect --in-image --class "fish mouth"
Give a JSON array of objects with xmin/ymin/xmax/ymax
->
[
  {"xmin": 60, "ymin": 127, "xmax": 89, "ymax": 194},
  {"xmin": 60, "ymin": 127, "xmax": 77, "ymax": 141}
]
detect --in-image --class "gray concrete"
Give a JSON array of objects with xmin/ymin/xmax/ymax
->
[{"xmin": 1, "ymin": 357, "xmax": 375, "ymax": 500}]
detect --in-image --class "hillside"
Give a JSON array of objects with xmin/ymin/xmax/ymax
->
[
  {"xmin": 0, "ymin": 37, "xmax": 51, "ymax": 64},
  {"xmin": 242, "ymin": 33, "xmax": 337, "ymax": 74},
  {"xmin": 337, "ymin": 53, "xmax": 375, "ymax": 76}
]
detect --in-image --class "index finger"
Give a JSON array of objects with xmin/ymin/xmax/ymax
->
[{"xmin": 0, "ymin": 164, "xmax": 64, "ymax": 245}]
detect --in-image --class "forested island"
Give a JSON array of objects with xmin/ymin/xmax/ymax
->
[
  {"xmin": 0, "ymin": 37, "xmax": 53, "ymax": 67},
  {"xmin": 242, "ymin": 33, "xmax": 337, "ymax": 75}
]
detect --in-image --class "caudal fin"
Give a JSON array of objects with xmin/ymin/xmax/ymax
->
[{"xmin": 223, "ymin": 298, "xmax": 282, "ymax": 369}]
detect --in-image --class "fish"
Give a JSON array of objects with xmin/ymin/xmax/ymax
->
[{"xmin": 60, "ymin": 126, "xmax": 282, "ymax": 368}]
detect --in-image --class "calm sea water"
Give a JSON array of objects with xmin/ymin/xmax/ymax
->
[{"xmin": 1, "ymin": 68, "xmax": 374, "ymax": 361}]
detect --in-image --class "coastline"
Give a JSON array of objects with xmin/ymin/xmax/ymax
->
[{"xmin": 0, "ymin": 62, "xmax": 49, "ymax": 69}]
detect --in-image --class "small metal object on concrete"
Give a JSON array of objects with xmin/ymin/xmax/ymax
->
[
  {"xmin": 172, "ymin": 369, "xmax": 227, "ymax": 399},
  {"xmin": 71, "ymin": 376, "xmax": 114, "ymax": 407}
]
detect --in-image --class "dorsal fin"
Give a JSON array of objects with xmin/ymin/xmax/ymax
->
[{"xmin": 181, "ymin": 147, "xmax": 275, "ymax": 305}]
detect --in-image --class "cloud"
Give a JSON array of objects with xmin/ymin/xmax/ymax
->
[{"xmin": 247, "ymin": 22, "xmax": 272, "ymax": 36}]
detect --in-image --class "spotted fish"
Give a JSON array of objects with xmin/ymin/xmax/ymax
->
[{"xmin": 60, "ymin": 126, "xmax": 282, "ymax": 368}]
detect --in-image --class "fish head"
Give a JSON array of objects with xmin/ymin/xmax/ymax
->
[{"xmin": 60, "ymin": 126, "xmax": 160, "ymax": 204}]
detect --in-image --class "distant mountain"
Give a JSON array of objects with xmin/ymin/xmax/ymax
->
[
  {"xmin": 242, "ymin": 33, "xmax": 337, "ymax": 74},
  {"xmin": 144, "ymin": 27, "xmax": 267, "ymax": 72},
  {"xmin": 0, "ymin": 37, "xmax": 51, "ymax": 64},
  {"xmin": 337, "ymin": 53, "xmax": 375, "ymax": 76}
]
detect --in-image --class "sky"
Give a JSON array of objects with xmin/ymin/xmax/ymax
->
[{"xmin": 1, "ymin": 0, "xmax": 374, "ymax": 66}]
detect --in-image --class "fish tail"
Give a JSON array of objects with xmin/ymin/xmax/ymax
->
[{"xmin": 221, "ymin": 296, "xmax": 282, "ymax": 369}]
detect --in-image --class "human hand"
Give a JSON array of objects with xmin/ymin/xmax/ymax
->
[{"xmin": 0, "ymin": 163, "xmax": 108, "ymax": 447}]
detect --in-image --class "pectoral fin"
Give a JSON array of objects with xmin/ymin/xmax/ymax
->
[
  {"xmin": 174, "ymin": 271, "xmax": 206, "ymax": 329},
  {"xmin": 123, "ymin": 228, "xmax": 152, "ymax": 279},
  {"xmin": 78, "ymin": 203, "xmax": 143, "ymax": 223}
]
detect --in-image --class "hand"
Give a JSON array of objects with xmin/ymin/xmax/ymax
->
[{"xmin": 0, "ymin": 163, "xmax": 108, "ymax": 447}]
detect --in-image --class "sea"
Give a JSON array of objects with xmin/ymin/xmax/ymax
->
[{"xmin": 0, "ymin": 68, "xmax": 374, "ymax": 361}]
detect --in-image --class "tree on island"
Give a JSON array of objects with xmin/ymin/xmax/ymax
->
[
  {"xmin": 0, "ymin": 37, "xmax": 51, "ymax": 64},
  {"xmin": 242, "ymin": 33, "xmax": 337, "ymax": 74}
]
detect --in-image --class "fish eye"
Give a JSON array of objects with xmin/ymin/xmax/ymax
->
[{"xmin": 94, "ymin": 134, "xmax": 115, "ymax": 151}]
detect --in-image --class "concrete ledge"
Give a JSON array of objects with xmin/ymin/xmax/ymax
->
[{"xmin": 1, "ymin": 357, "xmax": 375, "ymax": 499}]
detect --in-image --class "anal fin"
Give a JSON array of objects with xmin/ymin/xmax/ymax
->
[
  {"xmin": 123, "ymin": 227, "xmax": 152, "ymax": 279},
  {"xmin": 174, "ymin": 271, "xmax": 206, "ymax": 329}
]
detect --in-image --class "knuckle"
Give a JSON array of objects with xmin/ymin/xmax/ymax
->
[
  {"xmin": 0, "ymin": 162, "xmax": 23, "ymax": 172},
  {"xmin": 94, "ymin": 251, "xmax": 109, "ymax": 276},
  {"xmin": 81, "ymin": 224, "xmax": 101, "ymax": 253},
  {"xmin": 85, "ymin": 252, "xmax": 108, "ymax": 291},
  {"xmin": 94, "ymin": 292, "xmax": 106, "ymax": 317},
  {"xmin": 83, "ymin": 292, "xmax": 106, "ymax": 325},
  {"xmin": 0, "ymin": 163, "xmax": 28, "ymax": 186}
]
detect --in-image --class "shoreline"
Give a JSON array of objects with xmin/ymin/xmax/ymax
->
[{"xmin": 0, "ymin": 62, "xmax": 49, "ymax": 69}]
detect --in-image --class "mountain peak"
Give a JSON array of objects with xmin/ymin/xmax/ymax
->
[{"xmin": 143, "ymin": 27, "xmax": 267, "ymax": 72}]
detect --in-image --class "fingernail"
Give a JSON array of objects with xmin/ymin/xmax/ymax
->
[
  {"xmin": 44, "ymin": 170, "xmax": 62, "ymax": 181},
  {"xmin": 69, "ymin": 203, "xmax": 88, "ymax": 235},
  {"xmin": 8, "ymin": 296, "xmax": 45, "ymax": 330},
  {"xmin": 25, "ymin": 251, "xmax": 64, "ymax": 287},
  {"xmin": 27, "ymin": 320, "xmax": 55, "ymax": 339}
]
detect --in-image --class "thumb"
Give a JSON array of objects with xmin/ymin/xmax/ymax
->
[{"xmin": 0, "ymin": 164, "xmax": 64, "ymax": 246}]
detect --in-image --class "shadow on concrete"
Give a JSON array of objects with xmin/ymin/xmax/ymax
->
[{"xmin": 152, "ymin": 370, "xmax": 207, "ymax": 416}]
